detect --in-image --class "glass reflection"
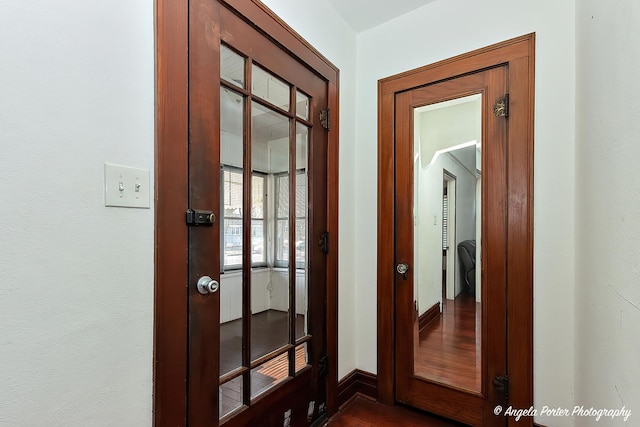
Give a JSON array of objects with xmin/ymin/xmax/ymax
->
[
  {"xmin": 218, "ymin": 54, "xmax": 311, "ymax": 412},
  {"xmin": 295, "ymin": 124, "xmax": 309, "ymax": 339},
  {"xmin": 252, "ymin": 65, "xmax": 290, "ymax": 110},
  {"xmin": 220, "ymin": 377, "xmax": 243, "ymax": 418},
  {"xmin": 219, "ymin": 88, "xmax": 244, "ymax": 377},
  {"xmin": 296, "ymin": 91, "xmax": 309, "ymax": 120},
  {"xmin": 413, "ymin": 94, "xmax": 482, "ymax": 392},
  {"xmin": 251, "ymin": 101, "xmax": 290, "ymax": 360},
  {"xmin": 251, "ymin": 355, "xmax": 289, "ymax": 399},
  {"xmin": 221, "ymin": 45, "xmax": 245, "ymax": 89}
]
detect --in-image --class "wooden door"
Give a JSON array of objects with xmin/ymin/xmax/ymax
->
[
  {"xmin": 189, "ymin": 4, "xmax": 329, "ymax": 426},
  {"xmin": 378, "ymin": 35, "xmax": 534, "ymax": 427},
  {"xmin": 394, "ymin": 68, "xmax": 508, "ymax": 426},
  {"xmin": 155, "ymin": 1, "xmax": 339, "ymax": 426}
]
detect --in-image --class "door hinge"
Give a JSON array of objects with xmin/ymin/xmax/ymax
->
[
  {"xmin": 493, "ymin": 374, "xmax": 509, "ymax": 400},
  {"xmin": 186, "ymin": 209, "xmax": 216, "ymax": 226},
  {"xmin": 319, "ymin": 108, "xmax": 330, "ymax": 130},
  {"xmin": 318, "ymin": 355, "xmax": 329, "ymax": 377},
  {"xmin": 318, "ymin": 231, "xmax": 329, "ymax": 254},
  {"xmin": 493, "ymin": 94, "xmax": 509, "ymax": 118}
]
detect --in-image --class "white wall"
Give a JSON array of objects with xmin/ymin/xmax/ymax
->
[
  {"xmin": 260, "ymin": 0, "xmax": 358, "ymax": 379},
  {"xmin": 416, "ymin": 151, "xmax": 476, "ymax": 314},
  {"xmin": 415, "ymin": 99, "xmax": 481, "ymax": 308},
  {"xmin": 220, "ymin": 269, "xmax": 307, "ymax": 323},
  {"xmin": 220, "ymin": 271, "xmax": 270, "ymax": 323},
  {"xmin": 355, "ymin": 1, "xmax": 576, "ymax": 423},
  {"xmin": 575, "ymin": 2, "xmax": 640, "ymax": 425},
  {"xmin": 0, "ymin": 1, "xmax": 154, "ymax": 426},
  {"xmin": 11, "ymin": 1, "xmax": 634, "ymax": 425}
]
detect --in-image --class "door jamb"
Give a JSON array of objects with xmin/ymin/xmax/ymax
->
[
  {"xmin": 154, "ymin": 1, "xmax": 340, "ymax": 425},
  {"xmin": 376, "ymin": 34, "xmax": 535, "ymax": 423}
]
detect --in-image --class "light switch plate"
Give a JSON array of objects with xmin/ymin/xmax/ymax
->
[{"xmin": 104, "ymin": 163, "xmax": 150, "ymax": 208}]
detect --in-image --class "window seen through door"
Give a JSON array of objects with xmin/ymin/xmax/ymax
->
[
  {"xmin": 221, "ymin": 168, "xmax": 267, "ymax": 270},
  {"xmin": 218, "ymin": 40, "xmax": 313, "ymax": 417}
]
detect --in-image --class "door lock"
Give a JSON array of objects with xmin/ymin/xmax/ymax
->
[
  {"xmin": 196, "ymin": 276, "xmax": 219, "ymax": 294},
  {"xmin": 186, "ymin": 209, "xmax": 216, "ymax": 226}
]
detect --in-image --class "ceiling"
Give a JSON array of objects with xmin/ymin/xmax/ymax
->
[{"xmin": 326, "ymin": 0, "xmax": 439, "ymax": 32}]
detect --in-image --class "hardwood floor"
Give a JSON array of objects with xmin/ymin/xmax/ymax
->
[
  {"xmin": 219, "ymin": 302, "xmax": 480, "ymax": 422},
  {"xmin": 414, "ymin": 293, "xmax": 481, "ymax": 392},
  {"xmin": 327, "ymin": 397, "xmax": 464, "ymax": 426},
  {"xmin": 219, "ymin": 310, "xmax": 307, "ymax": 417},
  {"xmin": 220, "ymin": 310, "xmax": 306, "ymax": 375}
]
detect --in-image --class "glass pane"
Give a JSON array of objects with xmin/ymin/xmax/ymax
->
[
  {"xmin": 221, "ymin": 45, "xmax": 245, "ymax": 88},
  {"xmin": 295, "ymin": 124, "xmax": 309, "ymax": 338},
  {"xmin": 296, "ymin": 91, "xmax": 309, "ymax": 120},
  {"xmin": 252, "ymin": 65, "xmax": 290, "ymax": 111},
  {"xmin": 223, "ymin": 219, "xmax": 243, "ymax": 267},
  {"xmin": 251, "ymin": 100, "xmax": 290, "ymax": 361},
  {"xmin": 251, "ymin": 354, "xmax": 290, "ymax": 399},
  {"xmin": 220, "ymin": 376, "xmax": 243, "ymax": 418},
  {"xmin": 251, "ymin": 296, "xmax": 290, "ymax": 361},
  {"xmin": 220, "ymin": 86, "xmax": 245, "ymax": 378},
  {"xmin": 251, "ymin": 175, "xmax": 265, "ymax": 265},
  {"xmin": 251, "ymin": 175, "xmax": 264, "ymax": 218},
  {"xmin": 295, "ymin": 180, "xmax": 307, "ymax": 219},
  {"xmin": 294, "ymin": 220, "xmax": 306, "ymax": 267},
  {"xmin": 275, "ymin": 175, "xmax": 290, "ymax": 266},
  {"xmin": 295, "ymin": 344, "xmax": 308, "ymax": 373},
  {"xmin": 251, "ymin": 220, "xmax": 265, "ymax": 264},
  {"xmin": 294, "ymin": 257, "xmax": 306, "ymax": 340},
  {"xmin": 275, "ymin": 219, "xmax": 289, "ymax": 265},
  {"xmin": 252, "ymin": 102, "xmax": 290, "ymax": 154},
  {"xmin": 276, "ymin": 175, "xmax": 289, "ymax": 218},
  {"xmin": 413, "ymin": 93, "xmax": 482, "ymax": 393},
  {"xmin": 221, "ymin": 89, "xmax": 244, "ymax": 166},
  {"xmin": 296, "ymin": 124, "xmax": 308, "ymax": 217},
  {"xmin": 220, "ymin": 274, "xmax": 243, "ymax": 375}
]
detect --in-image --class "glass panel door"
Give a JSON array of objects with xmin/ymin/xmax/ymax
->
[
  {"xmin": 181, "ymin": 2, "xmax": 335, "ymax": 425},
  {"xmin": 218, "ymin": 43, "xmax": 313, "ymax": 421}
]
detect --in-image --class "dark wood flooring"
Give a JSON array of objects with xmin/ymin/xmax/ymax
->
[
  {"xmin": 414, "ymin": 293, "xmax": 481, "ymax": 392},
  {"xmin": 220, "ymin": 310, "xmax": 305, "ymax": 375},
  {"xmin": 327, "ymin": 397, "xmax": 463, "ymax": 426},
  {"xmin": 219, "ymin": 310, "xmax": 307, "ymax": 417}
]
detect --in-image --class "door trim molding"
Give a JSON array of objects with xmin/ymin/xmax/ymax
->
[
  {"xmin": 337, "ymin": 370, "xmax": 378, "ymax": 409},
  {"xmin": 154, "ymin": 1, "xmax": 340, "ymax": 424},
  {"xmin": 376, "ymin": 34, "xmax": 535, "ymax": 423}
]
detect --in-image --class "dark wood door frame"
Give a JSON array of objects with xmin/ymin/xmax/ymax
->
[
  {"xmin": 377, "ymin": 34, "xmax": 535, "ymax": 425},
  {"xmin": 154, "ymin": 1, "xmax": 340, "ymax": 425}
]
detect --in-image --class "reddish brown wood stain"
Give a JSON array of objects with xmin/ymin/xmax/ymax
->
[
  {"xmin": 392, "ymin": 68, "xmax": 508, "ymax": 426},
  {"xmin": 156, "ymin": 0, "xmax": 340, "ymax": 424},
  {"xmin": 377, "ymin": 34, "xmax": 535, "ymax": 427},
  {"xmin": 328, "ymin": 397, "xmax": 463, "ymax": 427},
  {"xmin": 415, "ymin": 294, "xmax": 481, "ymax": 392}
]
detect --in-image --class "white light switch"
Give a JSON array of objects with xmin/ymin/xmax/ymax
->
[{"xmin": 105, "ymin": 163, "xmax": 150, "ymax": 208}]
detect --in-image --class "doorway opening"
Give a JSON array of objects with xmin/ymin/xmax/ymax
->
[{"xmin": 442, "ymin": 170, "xmax": 456, "ymax": 302}]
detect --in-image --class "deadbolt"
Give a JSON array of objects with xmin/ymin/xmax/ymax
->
[
  {"xmin": 197, "ymin": 276, "xmax": 219, "ymax": 294},
  {"xmin": 186, "ymin": 209, "xmax": 216, "ymax": 226}
]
